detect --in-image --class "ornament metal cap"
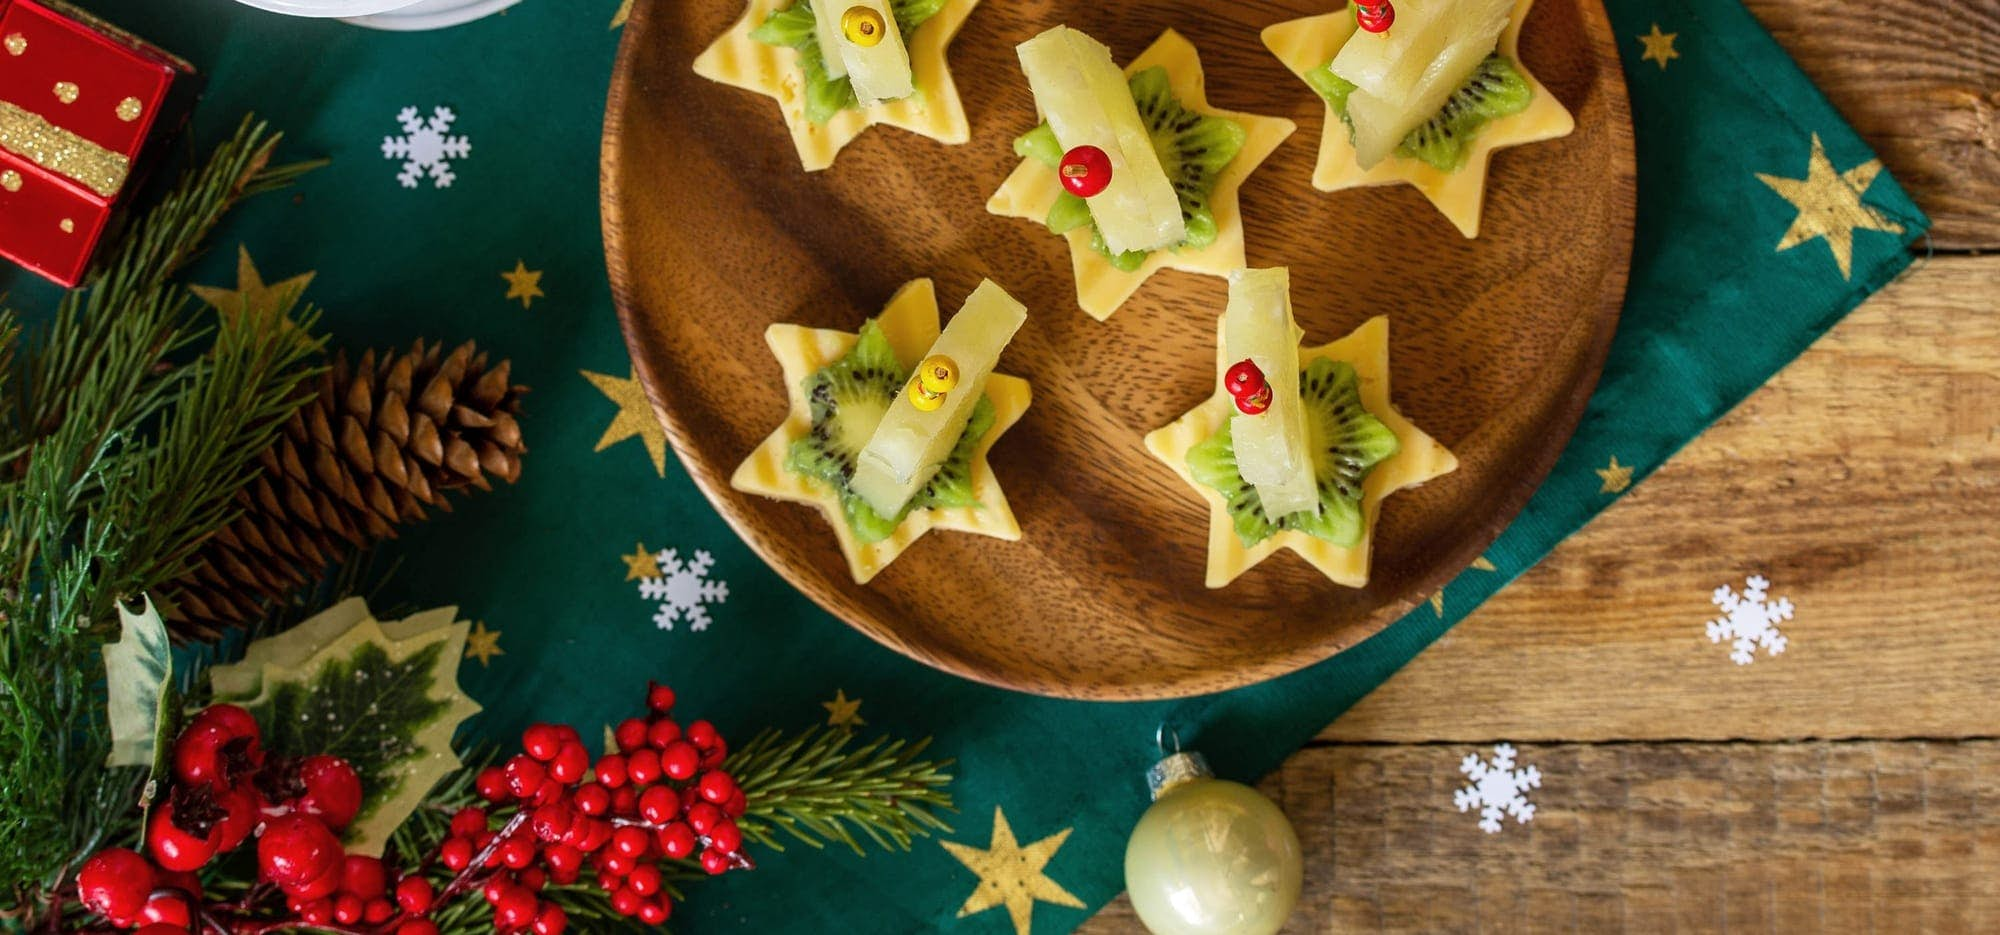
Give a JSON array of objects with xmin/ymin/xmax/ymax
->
[{"xmin": 1147, "ymin": 726, "xmax": 1213, "ymax": 799}]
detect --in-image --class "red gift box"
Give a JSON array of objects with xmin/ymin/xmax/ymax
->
[{"xmin": 0, "ymin": 0, "xmax": 194, "ymax": 286}]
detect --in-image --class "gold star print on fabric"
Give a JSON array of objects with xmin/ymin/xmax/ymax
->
[
  {"xmin": 190, "ymin": 244, "xmax": 314, "ymax": 326},
  {"xmin": 1262, "ymin": 0, "xmax": 1574, "ymax": 238},
  {"xmin": 1756, "ymin": 133, "xmax": 1904, "ymax": 280},
  {"xmin": 987, "ymin": 31, "xmax": 1296, "ymax": 321},
  {"xmin": 501, "ymin": 261, "xmax": 544, "ymax": 309},
  {"xmin": 1596, "ymin": 455, "xmax": 1633, "ymax": 494},
  {"xmin": 940, "ymin": 807, "xmax": 1084, "ymax": 935},
  {"xmin": 730, "ymin": 279, "xmax": 1030, "ymax": 584},
  {"xmin": 463, "ymin": 621, "xmax": 503, "ymax": 666},
  {"xmin": 609, "ymin": 0, "xmax": 631, "ymax": 28},
  {"xmin": 582, "ymin": 369, "xmax": 668, "ymax": 476},
  {"xmin": 1637, "ymin": 24, "xmax": 1679, "ymax": 69},
  {"xmin": 622, "ymin": 544, "xmax": 661, "ymax": 581},
  {"xmin": 1430, "ymin": 555, "xmax": 1500, "ymax": 617},
  {"xmin": 1145, "ymin": 316, "xmax": 1458, "ymax": 588},
  {"xmin": 822, "ymin": 689, "xmax": 864, "ymax": 728},
  {"xmin": 693, "ymin": 0, "xmax": 980, "ymax": 171}
]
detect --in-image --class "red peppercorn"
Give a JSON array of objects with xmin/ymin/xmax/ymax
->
[
  {"xmin": 549, "ymin": 742, "xmax": 590, "ymax": 784},
  {"xmin": 450, "ymin": 807, "xmax": 488, "ymax": 839},
  {"xmin": 395, "ymin": 875, "xmax": 434, "ymax": 914},
  {"xmin": 1224, "ymin": 359, "xmax": 1266, "ymax": 399},
  {"xmin": 475, "ymin": 766, "xmax": 509, "ymax": 802},
  {"xmin": 638, "ymin": 786, "xmax": 679, "ymax": 824},
  {"xmin": 504, "ymin": 755, "xmax": 548, "ymax": 799},
  {"xmin": 438, "ymin": 836, "xmax": 474, "ymax": 871},
  {"xmin": 626, "ymin": 748, "xmax": 661, "ymax": 786},
  {"xmin": 1058, "ymin": 144, "xmax": 1114, "ymax": 198},
  {"xmin": 646, "ymin": 718, "xmax": 682, "ymax": 750},
  {"xmin": 646, "ymin": 683, "xmax": 676, "ymax": 713},
  {"xmin": 147, "ymin": 802, "xmax": 221, "ymax": 872},
  {"xmin": 656, "ymin": 822, "xmax": 697, "ymax": 860},
  {"xmin": 532, "ymin": 903, "xmax": 569, "ymax": 935},
  {"xmin": 697, "ymin": 769, "xmax": 738, "ymax": 804},
  {"xmin": 658, "ymin": 741, "xmax": 699, "ymax": 782},
  {"xmin": 573, "ymin": 784, "xmax": 610, "ymax": 816},
  {"xmin": 1355, "ymin": 0, "xmax": 1394, "ymax": 32},
  {"xmin": 522, "ymin": 723, "xmax": 565, "ymax": 761},
  {"xmin": 1235, "ymin": 384, "xmax": 1273, "ymax": 415},
  {"xmin": 614, "ymin": 718, "xmax": 649, "ymax": 753}
]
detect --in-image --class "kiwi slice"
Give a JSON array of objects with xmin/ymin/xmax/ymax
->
[
  {"xmin": 783, "ymin": 319, "xmax": 996, "ymax": 542},
  {"xmin": 1011, "ymin": 67, "xmax": 1245, "ymax": 269},
  {"xmin": 1186, "ymin": 358, "xmax": 1401, "ymax": 547},
  {"xmin": 751, "ymin": 0, "xmax": 946, "ymax": 125},
  {"xmin": 1305, "ymin": 54, "xmax": 1532, "ymax": 172}
]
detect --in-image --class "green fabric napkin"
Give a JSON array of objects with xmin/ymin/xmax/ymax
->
[{"xmin": 42, "ymin": 0, "xmax": 1926, "ymax": 930}]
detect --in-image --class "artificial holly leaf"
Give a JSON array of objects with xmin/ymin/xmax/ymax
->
[
  {"xmin": 102, "ymin": 596, "xmax": 175, "ymax": 772},
  {"xmin": 208, "ymin": 596, "xmax": 372, "ymax": 698}
]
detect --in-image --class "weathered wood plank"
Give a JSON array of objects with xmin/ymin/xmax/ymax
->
[
  {"xmin": 1083, "ymin": 741, "xmax": 2000, "ymax": 933},
  {"xmin": 1317, "ymin": 256, "xmax": 2000, "ymax": 743},
  {"xmin": 1740, "ymin": 0, "xmax": 2000, "ymax": 250}
]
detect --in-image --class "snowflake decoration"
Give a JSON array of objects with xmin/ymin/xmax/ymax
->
[
  {"xmin": 1453, "ymin": 743, "xmax": 1541, "ymax": 834},
  {"xmin": 1706, "ymin": 573, "xmax": 1793, "ymax": 665},
  {"xmin": 381, "ymin": 105, "xmax": 470, "ymax": 189},
  {"xmin": 637, "ymin": 548, "xmax": 729, "ymax": 632}
]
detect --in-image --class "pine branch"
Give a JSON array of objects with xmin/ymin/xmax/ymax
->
[{"xmin": 728, "ymin": 725, "xmax": 955, "ymax": 856}]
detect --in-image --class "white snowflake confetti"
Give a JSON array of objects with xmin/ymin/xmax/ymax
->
[
  {"xmin": 381, "ymin": 105, "xmax": 470, "ymax": 189},
  {"xmin": 637, "ymin": 548, "xmax": 729, "ymax": 632},
  {"xmin": 1706, "ymin": 573, "xmax": 1793, "ymax": 665},
  {"xmin": 1454, "ymin": 743, "xmax": 1541, "ymax": 834}
]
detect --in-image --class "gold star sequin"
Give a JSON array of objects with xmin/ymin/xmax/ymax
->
[
  {"xmin": 501, "ymin": 260, "xmax": 544, "ymax": 309},
  {"xmin": 1263, "ymin": 0, "xmax": 1575, "ymax": 238},
  {"xmin": 730, "ymin": 279, "xmax": 1030, "ymax": 583},
  {"xmin": 190, "ymin": 245, "xmax": 315, "ymax": 327},
  {"xmin": 987, "ymin": 30, "xmax": 1296, "ymax": 321},
  {"xmin": 463, "ymin": 621, "xmax": 503, "ymax": 666},
  {"xmin": 693, "ymin": 0, "xmax": 980, "ymax": 171},
  {"xmin": 582, "ymin": 368, "xmax": 667, "ymax": 476},
  {"xmin": 1756, "ymin": 133, "xmax": 1903, "ymax": 280},
  {"xmin": 1145, "ymin": 316, "xmax": 1458, "ymax": 588},
  {"xmin": 610, "ymin": 0, "xmax": 632, "ymax": 28},
  {"xmin": 822, "ymin": 689, "xmax": 865, "ymax": 728},
  {"xmin": 1596, "ymin": 455, "xmax": 1633, "ymax": 494},
  {"xmin": 623, "ymin": 543, "xmax": 661, "ymax": 580},
  {"xmin": 1637, "ymin": 24, "xmax": 1679, "ymax": 69},
  {"xmin": 940, "ymin": 807, "xmax": 1083, "ymax": 935}
]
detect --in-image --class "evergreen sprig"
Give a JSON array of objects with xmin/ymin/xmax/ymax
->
[
  {"xmin": 729, "ymin": 725, "xmax": 955, "ymax": 855},
  {"xmin": 0, "ymin": 116, "xmax": 323, "ymax": 917}
]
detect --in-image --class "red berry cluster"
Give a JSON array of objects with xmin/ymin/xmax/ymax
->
[{"xmin": 451, "ymin": 683, "xmax": 750, "ymax": 930}]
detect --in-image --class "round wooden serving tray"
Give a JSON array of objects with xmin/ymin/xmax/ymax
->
[{"xmin": 602, "ymin": 0, "xmax": 1634, "ymax": 699}]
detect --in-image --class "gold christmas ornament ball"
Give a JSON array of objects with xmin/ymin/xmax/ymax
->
[
  {"xmin": 1124, "ymin": 752, "xmax": 1302, "ymax": 935},
  {"xmin": 840, "ymin": 6, "xmax": 885, "ymax": 46},
  {"xmin": 918, "ymin": 354, "xmax": 960, "ymax": 394}
]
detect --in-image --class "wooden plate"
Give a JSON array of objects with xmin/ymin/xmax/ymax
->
[{"xmin": 601, "ymin": 0, "xmax": 1634, "ymax": 699}]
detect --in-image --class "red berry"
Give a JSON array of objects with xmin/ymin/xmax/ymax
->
[
  {"xmin": 137, "ymin": 891, "xmax": 192, "ymax": 928},
  {"xmin": 611, "ymin": 785, "xmax": 639, "ymax": 817},
  {"xmin": 658, "ymin": 741, "xmax": 699, "ymax": 781},
  {"xmin": 133, "ymin": 926, "xmax": 190, "ymax": 935},
  {"xmin": 1223, "ymin": 359, "xmax": 1266, "ymax": 399},
  {"xmin": 483, "ymin": 877, "xmax": 514, "ymax": 905},
  {"xmin": 494, "ymin": 887, "xmax": 537, "ymax": 930},
  {"xmin": 532, "ymin": 903, "xmax": 569, "ymax": 935},
  {"xmin": 1355, "ymin": 0, "xmax": 1394, "ymax": 32},
  {"xmin": 1057, "ymin": 144, "xmax": 1115, "ymax": 198},
  {"xmin": 637, "ymin": 786, "xmax": 678, "ymax": 824},
  {"xmin": 518, "ymin": 867, "xmax": 548, "ymax": 891},
  {"xmin": 396, "ymin": 920, "xmax": 440, "ymax": 935},
  {"xmin": 193, "ymin": 703, "xmax": 260, "ymax": 742},
  {"xmin": 171, "ymin": 721, "xmax": 235, "ymax": 788},
  {"xmin": 610, "ymin": 886, "xmax": 643, "ymax": 916},
  {"xmin": 450, "ymin": 807, "xmax": 488, "ymax": 838},
  {"xmin": 148, "ymin": 802, "xmax": 221, "ymax": 872},
  {"xmin": 573, "ymin": 783, "xmax": 610, "ymax": 816},
  {"xmin": 723, "ymin": 788, "xmax": 748, "ymax": 818},
  {"xmin": 646, "ymin": 683, "xmax": 676, "ymax": 713},
  {"xmin": 475, "ymin": 830, "xmax": 497, "ymax": 849},
  {"xmin": 625, "ymin": 748, "xmax": 661, "ymax": 786},
  {"xmin": 522, "ymin": 723, "xmax": 565, "ymax": 761},
  {"xmin": 601, "ymin": 850, "xmax": 636, "ymax": 876},
  {"xmin": 438, "ymin": 836, "xmax": 474, "ymax": 871},
  {"xmin": 700, "ymin": 739, "xmax": 728, "ymax": 770},
  {"xmin": 298, "ymin": 898, "xmax": 333, "ymax": 924},
  {"xmin": 656, "ymin": 822, "xmax": 697, "ymax": 859},
  {"xmin": 364, "ymin": 897, "xmax": 396, "ymax": 924},
  {"xmin": 685, "ymin": 720, "xmax": 719, "ymax": 750},
  {"xmin": 395, "ymin": 875, "xmax": 434, "ymax": 914},
  {"xmin": 707, "ymin": 818, "xmax": 744, "ymax": 854},
  {"xmin": 549, "ymin": 742, "xmax": 590, "ymax": 784},
  {"xmin": 213, "ymin": 785, "xmax": 261, "ymax": 853},
  {"xmin": 699, "ymin": 847, "xmax": 731, "ymax": 875},
  {"xmin": 476, "ymin": 766, "xmax": 510, "ymax": 802},
  {"xmin": 686, "ymin": 802, "xmax": 724, "ymax": 835},
  {"xmin": 626, "ymin": 863, "xmax": 663, "ymax": 897},
  {"xmin": 156, "ymin": 869, "xmax": 202, "ymax": 902},
  {"xmin": 1234, "ymin": 383, "xmax": 1273, "ymax": 415},
  {"xmin": 577, "ymin": 818, "xmax": 614, "ymax": 854},
  {"xmin": 500, "ymin": 834, "xmax": 538, "ymax": 869},
  {"xmin": 614, "ymin": 717, "xmax": 649, "ymax": 753},
  {"xmin": 594, "ymin": 753, "xmax": 629, "ymax": 789},
  {"xmin": 295, "ymin": 755, "xmax": 363, "ymax": 830},
  {"xmin": 543, "ymin": 843, "xmax": 584, "ymax": 876},
  {"xmin": 333, "ymin": 893, "xmax": 364, "ymax": 925},
  {"xmin": 610, "ymin": 826, "xmax": 650, "ymax": 859},
  {"xmin": 341, "ymin": 855, "xmax": 388, "ymax": 899},
  {"xmin": 697, "ymin": 769, "xmax": 737, "ymax": 804},
  {"xmin": 505, "ymin": 755, "xmax": 548, "ymax": 799},
  {"xmin": 646, "ymin": 718, "xmax": 682, "ymax": 749},
  {"xmin": 638, "ymin": 900, "xmax": 669, "ymax": 925},
  {"xmin": 294, "ymin": 858, "xmax": 345, "ymax": 901},
  {"xmin": 531, "ymin": 803, "xmax": 574, "ymax": 842}
]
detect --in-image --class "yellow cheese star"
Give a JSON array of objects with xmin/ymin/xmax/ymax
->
[
  {"xmin": 1756, "ymin": 133, "xmax": 1904, "ymax": 280},
  {"xmin": 1145, "ymin": 316, "xmax": 1457, "ymax": 588},
  {"xmin": 987, "ymin": 30, "xmax": 1296, "ymax": 321},
  {"xmin": 1262, "ymin": 0, "xmax": 1575, "ymax": 237},
  {"xmin": 463, "ymin": 621, "xmax": 503, "ymax": 666},
  {"xmin": 622, "ymin": 543, "xmax": 661, "ymax": 580},
  {"xmin": 693, "ymin": 0, "xmax": 979, "ymax": 171},
  {"xmin": 501, "ymin": 260, "xmax": 544, "ymax": 309},
  {"xmin": 190, "ymin": 244, "xmax": 315, "ymax": 327},
  {"xmin": 730, "ymin": 279, "xmax": 1030, "ymax": 584},
  {"xmin": 582, "ymin": 368, "xmax": 668, "ymax": 476},
  {"xmin": 940, "ymin": 807, "xmax": 1083, "ymax": 935},
  {"xmin": 1637, "ymin": 24, "xmax": 1679, "ymax": 69},
  {"xmin": 821, "ymin": 688, "xmax": 864, "ymax": 728},
  {"xmin": 1596, "ymin": 454, "xmax": 1633, "ymax": 493}
]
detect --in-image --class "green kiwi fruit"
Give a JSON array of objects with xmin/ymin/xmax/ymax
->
[
  {"xmin": 783, "ymin": 320, "xmax": 994, "ymax": 542},
  {"xmin": 751, "ymin": 0, "xmax": 946, "ymax": 125},
  {"xmin": 1186, "ymin": 358, "xmax": 1401, "ymax": 547},
  {"xmin": 1011, "ymin": 67, "xmax": 1245, "ymax": 270},
  {"xmin": 1306, "ymin": 54, "xmax": 1532, "ymax": 172}
]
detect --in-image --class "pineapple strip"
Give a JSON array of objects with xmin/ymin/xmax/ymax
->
[
  {"xmin": 815, "ymin": 0, "xmax": 915, "ymax": 105},
  {"xmin": 1331, "ymin": 0, "xmax": 1513, "ymax": 167},
  {"xmin": 1223, "ymin": 268, "xmax": 1318, "ymax": 519}
]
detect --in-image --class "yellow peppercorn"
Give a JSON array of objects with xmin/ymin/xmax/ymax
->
[
  {"xmin": 917, "ymin": 355, "xmax": 959, "ymax": 395},
  {"xmin": 907, "ymin": 381, "xmax": 945, "ymax": 411},
  {"xmin": 841, "ymin": 6, "xmax": 886, "ymax": 47}
]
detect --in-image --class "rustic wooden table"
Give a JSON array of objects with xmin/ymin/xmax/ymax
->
[{"xmin": 1085, "ymin": 0, "xmax": 2000, "ymax": 929}]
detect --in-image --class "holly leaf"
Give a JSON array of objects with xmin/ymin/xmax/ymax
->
[{"xmin": 102, "ymin": 596, "xmax": 175, "ymax": 771}]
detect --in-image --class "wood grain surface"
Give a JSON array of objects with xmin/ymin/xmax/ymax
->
[{"xmin": 602, "ymin": 0, "xmax": 1635, "ymax": 699}]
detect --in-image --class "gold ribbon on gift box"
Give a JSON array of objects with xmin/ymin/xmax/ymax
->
[{"xmin": 0, "ymin": 99, "xmax": 127, "ymax": 197}]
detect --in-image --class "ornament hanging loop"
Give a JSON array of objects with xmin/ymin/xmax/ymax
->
[{"xmin": 1155, "ymin": 724, "xmax": 1182, "ymax": 757}]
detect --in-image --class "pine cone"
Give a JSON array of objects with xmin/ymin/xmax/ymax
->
[{"xmin": 167, "ymin": 340, "xmax": 527, "ymax": 637}]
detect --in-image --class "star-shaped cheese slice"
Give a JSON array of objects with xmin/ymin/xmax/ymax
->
[
  {"xmin": 1144, "ymin": 315, "xmax": 1457, "ymax": 588},
  {"xmin": 693, "ymin": 0, "xmax": 978, "ymax": 171},
  {"xmin": 730, "ymin": 279, "xmax": 1031, "ymax": 584},
  {"xmin": 987, "ymin": 30, "xmax": 1296, "ymax": 321},
  {"xmin": 1262, "ymin": 0, "xmax": 1574, "ymax": 237}
]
